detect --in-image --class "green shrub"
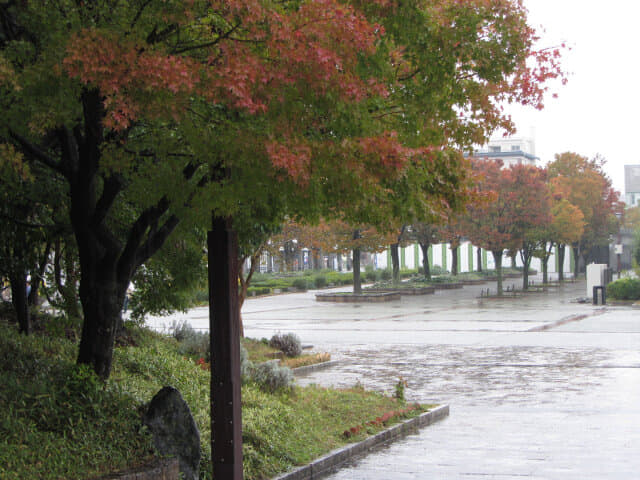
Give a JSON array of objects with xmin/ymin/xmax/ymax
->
[
  {"xmin": 247, "ymin": 286, "xmax": 272, "ymax": 297},
  {"xmin": 313, "ymin": 275, "xmax": 327, "ymax": 288},
  {"xmin": 292, "ymin": 278, "xmax": 309, "ymax": 291},
  {"xmin": 250, "ymin": 360, "xmax": 294, "ymax": 393},
  {"xmin": 380, "ymin": 269, "xmax": 392, "ymax": 281},
  {"xmin": 269, "ymin": 333, "xmax": 302, "ymax": 357},
  {"xmin": 170, "ymin": 321, "xmax": 210, "ymax": 361},
  {"xmin": 365, "ymin": 270, "xmax": 380, "ymax": 282},
  {"xmin": 607, "ymin": 277, "xmax": 640, "ymax": 300}
]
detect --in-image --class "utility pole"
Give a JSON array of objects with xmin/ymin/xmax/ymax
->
[{"xmin": 209, "ymin": 216, "xmax": 243, "ymax": 480}]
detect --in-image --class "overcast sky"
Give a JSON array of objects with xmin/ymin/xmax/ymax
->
[{"xmin": 503, "ymin": 0, "xmax": 640, "ymax": 194}]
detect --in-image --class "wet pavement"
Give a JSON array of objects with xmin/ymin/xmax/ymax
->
[{"xmin": 146, "ymin": 277, "xmax": 640, "ymax": 479}]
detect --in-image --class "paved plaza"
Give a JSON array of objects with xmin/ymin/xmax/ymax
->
[{"xmin": 147, "ymin": 277, "xmax": 640, "ymax": 479}]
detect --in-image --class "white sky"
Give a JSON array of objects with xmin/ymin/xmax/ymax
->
[{"xmin": 503, "ymin": 0, "xmax": 640, "ymax": 194}]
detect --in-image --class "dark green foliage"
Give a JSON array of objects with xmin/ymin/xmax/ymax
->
[
  {"xmin": 607, "ymin": 277, "xmax": 640, "ymax": 300},
  {"xmin": 292, "ymin": 278, "xmax": 309, "ymax": 291},
  {"xmin": 380, "ymin": 269, "xmax": 393, "ymax": 281},
  {"xmin": 0, "ymin": 322, "xmax": 154, "ymax": 479},
  {"xmin": 130, "ymin": 236, "xmax": 207, "ymax": 323},
  {"xmin": 313, "ymin": 274, "xmax": 327, "ymax": 288},
  {"xmin": 269, "ymin": 333, "xmax": 302, "ymax": 358}
]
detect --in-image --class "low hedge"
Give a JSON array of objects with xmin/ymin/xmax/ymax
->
[{"xmin": 607, "ymin": 277, "xmax": 640, "ymax": 300}]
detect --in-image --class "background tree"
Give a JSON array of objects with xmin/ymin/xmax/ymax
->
[
  {"xmin": 548, "ymin": 152, "xmax": 621, "ymax": 276},
  {"xmin": 409, "ymin": 222, "xmax": 444, "ymax": 280},
  {"xmin": 463, "ymin": 159, "xmax": 514, "ymax": 295},
  {"xmin": 506, "ymin": 165, "xmax": 552, "ymax": 290}
]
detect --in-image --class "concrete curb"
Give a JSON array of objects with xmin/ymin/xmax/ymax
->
[
  {"xmin": 272, "ymin": 405, "xmax": 450, "ymax": 480},
  {"xmin": 292, "ymin": 360, "xmax": 340, "ymax": 376}
]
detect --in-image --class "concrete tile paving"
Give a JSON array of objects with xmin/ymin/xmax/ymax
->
[{"xmin": 146, "ymin": 277, "xmax": 640, "ymax": 479}]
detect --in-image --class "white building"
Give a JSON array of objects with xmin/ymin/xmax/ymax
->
[
  {"xmin": 624, "ymin": 164, "xmax": 640, "ymax": 206},
  {"xmin": 472, "ymin": 134, "xmax": 539, "ymax": 167}
]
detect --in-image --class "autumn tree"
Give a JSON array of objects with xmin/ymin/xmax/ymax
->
[
  {"xmin": 463, "ymin": 159, "xmax": 516, "ymax": 294},
  {"xmin": 548, "ymin": 153, "xmax": 621, "ymax": 276},
  {"xmin": 532, "ymin": 198, "xmax": 584, "ymax": 283},
  {"xmin": 506, "ymin": 165, "xmax": 552, "ymax": 290}
]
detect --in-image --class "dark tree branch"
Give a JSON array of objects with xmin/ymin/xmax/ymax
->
[
  {"xmin": 8, "ymin": 130, "xmax": 62, "ymax": 172},
  {"xmin": 118, "ymin": 196, "xmax": 171, "ymax": 278},
  {"xmin": 92, "ymin": 174, "xmax": 124, "ymax": 227},
  {"xmin": 130, "ymin": 0, "xmax": 152, "ymax": 30},
  {"xmin": 133, "ymin": 213, "xmax": 180, "ymax": 272}
]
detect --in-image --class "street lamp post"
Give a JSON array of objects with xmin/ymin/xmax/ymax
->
[{"xmin": 615, "ymin": 212, "xmax": 623, "ymax": 279}]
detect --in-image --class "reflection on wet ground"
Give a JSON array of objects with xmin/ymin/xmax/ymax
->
[{"xmin": 147, "ymin": 278, "xmax": 640, "ymax": 478}]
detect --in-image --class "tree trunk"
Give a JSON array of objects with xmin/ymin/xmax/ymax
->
[
  {"xmin": 10, "ymin": 272, "xmax": 30, "ymax": 335},
  {"xmin": 237, "ymin": 248, "xmax": 262, "ymax": 339},
  {"xmin": 390, "ymin": 243, "xmax": 400, "ymax": 285},
  {"xmin": 77, "ymin": 274, "xmax": 127, "ymax": 379},
  {"xmin": 492, "ymin": 250, "xmax": 504, "ymax": 296},
  {"xmin": 337, "ymin": 254, "xmax": 343, "ymax": 272},
  {"xmin": 476, "ymin": 247, "xmax": 483, "ymax": 273},
  {"xmin": 572, "ymin": 244, "xmax": 581, "ymax": 277},
  {"xmin": 520, "ymin": 245, "xmax": 531, "ymax": 291},
  {"xmin": 28, "ymin": 241, "xmax": 51, "ymax": 307},
  {"xmin": 352, "ymin": 230, "xmax": 362, "ymax": 294},
  {"xmin": 542, "ymin": 256, "xmax": 549, "ymax": 285},
  {"xmin": 558, "ymin": 244, "xmax": 566, "ymax": 282},
  {"xmin": 419, "ymin": 242, "xmax": 431, "ymax": 280},
  {"xmin": 451, "ymin": 244, "xmax": 459, "ymax": 276}
]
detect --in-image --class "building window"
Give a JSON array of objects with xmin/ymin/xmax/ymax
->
[
  {"xmin": 511, "ymin": 145, "xmax": 520, "ymax": 151},
  {"xmin": 489, "ymin": 146, "xmax": 501, "ymax": 152}
]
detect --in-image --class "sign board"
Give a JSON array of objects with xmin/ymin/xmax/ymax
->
[{"xmin": 586, "ymin": 263, "xmax": 608, "ymax": 298}]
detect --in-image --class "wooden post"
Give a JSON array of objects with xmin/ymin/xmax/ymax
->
[{"xmin": 209, "ymin": 216, "xmax": 243, "ymax": 480}]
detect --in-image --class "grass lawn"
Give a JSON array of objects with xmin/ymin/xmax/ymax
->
[{"xmin": 0, "ymin": 316, "xmax": 428, "ymax": 480}]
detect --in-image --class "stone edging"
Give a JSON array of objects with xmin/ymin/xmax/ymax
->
[
  {"xmin": 315, "ymin": 292, "xmax": 401, "ymax": 303},
  {"xmin": 292, "ymin": 360, "xmax": 340, "ymax": 375},
  {"xmin": 271, "ymin": 405, "xmax": 450, "ymax": 480}
]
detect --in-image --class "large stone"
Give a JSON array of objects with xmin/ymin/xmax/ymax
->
[{"xmin": 144, "ymin": 386, "xmax": 200, "ymax": 480}]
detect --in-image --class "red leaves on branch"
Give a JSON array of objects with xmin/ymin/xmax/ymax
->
[
  {"xmin": 62, "ymin": 0, "xmax": 386, "ymax": 130},
  {"xmin": 63, "ymin": 30, "xmax": 199, "ymax": 130}
]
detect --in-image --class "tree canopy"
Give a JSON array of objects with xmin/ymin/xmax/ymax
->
[{"xmin": 1, "ymin": 0, "xmax": 564, "ymax": 379}]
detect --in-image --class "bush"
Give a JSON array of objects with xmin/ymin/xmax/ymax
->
[
  {"xmin": 313, "ymin": 275, "xmax": 327, "ymax": 288},
  {"xmin": 269, "ymin": 333, "xmax": 302, "ymax": 357},
  {"xmin": 380, "ymin": 269, "xmax": 392, "ymax": 281},
  {"xmin": 607, "ymin": 277, "xmax": 640, "ymax": 300},
  {"xmin": 292, "ymin": 278, "xmax": 309, "ymax": 291},
  {"xmin": 250, "ymin": 360, "xmax": 294, "ymax": 393},
  {"xmin": 365, "ymin": 270, "xmax": 380, "ymax": 282},
  {"xmin": 170, "ymin": 321, "xmax": 210, "ymax": 361},
  {"xmin": 240, "ymin": 344, "xmax": 253, "ymax": 378}
]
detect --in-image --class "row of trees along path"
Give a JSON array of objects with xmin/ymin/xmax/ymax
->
[{"xmin": 1, "ymin": 1, "xmax": 564, "ymax": 478}]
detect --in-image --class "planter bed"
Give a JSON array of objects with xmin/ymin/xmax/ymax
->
[
  {"xmin": 315, "ymin": 292, "xmax": 401, "ymax": 303},
  {"xmin": 364, "ymin": 287, "xmax": 435, "ymax": 295},
  {"xmin": 431, "ymin": 282, "xmax": 464, "ymax": 290},
  {"xmin": 458, "ymin": 279, "xmax": 487, "ymax": 285}
]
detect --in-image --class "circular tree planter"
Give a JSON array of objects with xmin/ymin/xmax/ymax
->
[
  {"xmin": 365, "ymin": 287, "xmax": 436, "ymax": 295},
  {"xmin": 432, "ymin": 283, "xmax": 463, "ymax": 290},
  {"xmin": 315, "ymin": 292, "xmax": 401, "ymax": 303}
]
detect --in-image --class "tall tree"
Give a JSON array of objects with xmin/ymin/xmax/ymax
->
[
  {"xmin": 463, "ymin": 160, "xmax": 514, "ymax": 295},
  {"xmin": 548, "ymin": 153, "xmax": 621, "ymax": 276},
  {"xmin": 507, "ymin": 165, "xmax": 552, "ymax": 290},
  {"xmin": 1, "ymin": 0, "xmax": 563, "ymax": 378}
]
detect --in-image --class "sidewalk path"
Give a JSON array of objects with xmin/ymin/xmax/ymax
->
[
  {"xmin": 243, "ymin": 278, "xmax": 640, "ymax": 479},
  {"xmin": 146, "ymin": 277, "xmax": 640, "ymax": 479}
]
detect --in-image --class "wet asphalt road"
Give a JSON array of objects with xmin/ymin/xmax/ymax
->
[{"xmin": 147, "ymin": 277, "xmax": 640, "ymax": 479}]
